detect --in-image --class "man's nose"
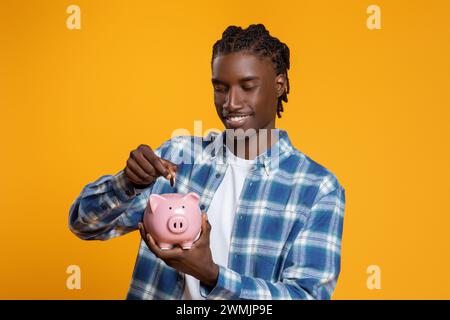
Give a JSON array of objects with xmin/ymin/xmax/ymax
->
[{"xmin": 223, "ymin": 87, "xmax": 241, "ymax": 111}]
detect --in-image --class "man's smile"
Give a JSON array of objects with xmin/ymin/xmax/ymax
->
[{"xmin": 223, "ymin": 113, "xmax": 254, "ymax": 128}]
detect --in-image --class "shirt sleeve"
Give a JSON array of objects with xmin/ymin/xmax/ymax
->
[
  {"xmin": 199, "ymin": 178, "xmax": 346, "ymax": 300},
  {"xmin": 68, "ymin": 138, "xmax": 173, "ymax": 241}
]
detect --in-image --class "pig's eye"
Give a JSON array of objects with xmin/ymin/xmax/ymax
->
[
  {"xmin": 182, "ymin": 206, "xmax": 185, "ymax": 208},
  {"xmin": 169, "ymin": 206, "xmax": 172, "ymax": 210}
]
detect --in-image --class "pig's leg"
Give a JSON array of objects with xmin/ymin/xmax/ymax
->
[
  {"xmin": 181, "ymin": 241, "xmax": 193, "ymax": 250},
  {"xmin": 159, "ymin": 243, "xmax": 173, "ymax": 250}
]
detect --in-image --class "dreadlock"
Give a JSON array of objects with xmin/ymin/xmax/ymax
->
[{"xmin": 212, "ymin": 24, "xmax": 291, "ymax": 118}]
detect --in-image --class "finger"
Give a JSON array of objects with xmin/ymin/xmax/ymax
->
[
  {"xmin": 127, "ymin": 157, "xmax": 152, "ymax": 181},
  {"xmin": 145, "ymin": 234, "xmax": 184, "ymax": 260},
  {"xmin": 145, "ymin": 233, "xmax": 162, "ymax": 257},
  {"xmin": 160, "ymin": 158, "xmax": 177, "ymax": 187},
  {"xmin": 203, "ymin": 214, "xmax": 212, "ymax": 236},
  {"xmin": 160, "ymin": 160, "xmax": 177, "ymax": 187},
  {"xmin": 200, "ymin": 213, "xmax": 206, "ymax": 230},
  {"xmin": 125, "ymin": 167, "xmax": 146, "ymax": 185},
  {"xmin": 132, "ymin": 153, "xmax": 157, "ymax": 177},
  {"xmin": 158, "ymin": 245, "xmax": 184, "ymax": 260},
  {"xmin": 138, "ymin": 222, "xmax": 148, "ymax": 236},
  {"xmin": 160, "ymin": 158, "xmax": 178, "ymax": 173},
  {"xmin": 194, "ymin": 213, "xmax": 210, "ymax": 246},
  {"xmin": 138, "ymin": 223, "xmax": 154, "ymax": 251},
  {"xmin": 147, "ymin": 232, "xmax": 156, "ymax": 247},
  {"xmin": 142, "ymin": 148, "xmax": 170, "ymax": 179},
  {"xmin": 146, "ymin": 233, "xmax": 184, "ymax": 259},
  {"xmin": 202, "ymin": 213, "xmax": 210, "ymax": 230},
  {"xmin": 138, "ymin": 223, "xmax": 150, "ymax": 245},
  {"xmin": 138, "ymin": 222, "xmax": 146, "ymax": 240}
]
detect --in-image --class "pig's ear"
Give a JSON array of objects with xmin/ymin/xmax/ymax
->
[
  {"xmin": 149, "ymin": 194, "xmax": 166, "ymax": 213},
  {"xmin": 182, "ymin": 192, "xmax": 200, "ymax": 203}
]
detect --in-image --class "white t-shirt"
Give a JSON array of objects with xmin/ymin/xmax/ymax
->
[{"xmin": 182, "ymin": 146, "xmax": 255, "ymax": 299}]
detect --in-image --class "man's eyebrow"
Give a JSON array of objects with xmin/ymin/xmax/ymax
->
[
  {"xmin": 211, "ymin": 78, "xmax": 225, "ymax": 85},
  {"xmin": 238, "ymin": 76, "xmax": 260, "ymax": 83},
  {"xmin": 211, "ymin": 76, "xmax": 260, "ymax": 84}
]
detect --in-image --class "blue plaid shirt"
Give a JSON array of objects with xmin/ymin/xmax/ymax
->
[{"xmin": 68, "ymin": 128, "xmax": 345, "ymax": 300}]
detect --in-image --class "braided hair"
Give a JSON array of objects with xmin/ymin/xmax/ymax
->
[{"xmin": 212, "ymin": 24, "xmax": 290, "ymax": 118}]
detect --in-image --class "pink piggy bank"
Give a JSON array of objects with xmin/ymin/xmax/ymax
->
[{"xmin": 143, "ymin": 192, "xmax": 202, "ymax": 250}]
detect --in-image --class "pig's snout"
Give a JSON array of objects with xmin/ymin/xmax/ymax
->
[{"xmin": 167, "ymin": 215, "xmax": 188, "ymax": 234}]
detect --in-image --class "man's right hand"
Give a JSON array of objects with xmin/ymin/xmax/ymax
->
[{"xmin": 124, "ymin": 144, "xmax": 177, "ymax": 188}]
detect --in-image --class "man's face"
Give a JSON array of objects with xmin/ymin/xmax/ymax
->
[{"xmin": 211, "ymin": 51, "xmax": 285, "ymax": 134}]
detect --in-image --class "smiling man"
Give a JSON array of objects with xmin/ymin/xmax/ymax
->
[{"xmin": 68, "ymin": 24, "xmax": 345, "ymax": 300}]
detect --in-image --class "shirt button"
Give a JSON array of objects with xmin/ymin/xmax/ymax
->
[
  {"xmin": 215, "ymin": 173, "xmax": 221, "ymax": 178},
  {"xmin": 200, "ymin": 204, "xmax": 205, "ymax": 210}
]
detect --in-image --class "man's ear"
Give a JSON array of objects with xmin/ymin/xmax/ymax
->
[{"xmin": 275, "ymin": 74, "xmax": 287, "ymax": 98}]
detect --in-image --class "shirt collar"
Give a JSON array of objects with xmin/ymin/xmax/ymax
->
[{"xmin": 205, "ymin": 128, "xmax": 295, "ymax": 176}]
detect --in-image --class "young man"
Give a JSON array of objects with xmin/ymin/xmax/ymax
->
[{"xmin": 69, "ymin": 24, "xmax": 345, "ymax": 300}]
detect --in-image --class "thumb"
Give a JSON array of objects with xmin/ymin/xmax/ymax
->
[{"xmin": 202, "ymin": 213, "xmax": 211, "ymax": 233}]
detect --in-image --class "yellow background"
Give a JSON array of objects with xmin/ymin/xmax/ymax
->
[{"xmin": 1, "ymin": 0, "xmax": 449, "ymax": 299}]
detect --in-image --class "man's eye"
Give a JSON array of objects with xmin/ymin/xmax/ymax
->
[
  {"xmin": 214, "ymin": 86, "xmax": 226, "ymax": 93},
  {"xmin": 243, "ymin": 86, "xmax": 255, "ymax": 91}
]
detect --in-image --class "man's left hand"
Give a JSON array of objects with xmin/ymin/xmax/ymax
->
[{"xmin": 138, "ymin": 213, "xmax": 219, "ymax": 288}]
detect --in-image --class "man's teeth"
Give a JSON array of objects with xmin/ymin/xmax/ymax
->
[{"xmin": 228, "ymin": 115, "xmax": 249, "ymax": 121}]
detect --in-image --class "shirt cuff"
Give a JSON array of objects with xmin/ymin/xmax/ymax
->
[
  {"xmin": 111, "ymin": 170, "xmax": 142, "ymax": 202},
  {"xmin": 199, "ymin": 265, "xmax": 242, "ymax": 300}
]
